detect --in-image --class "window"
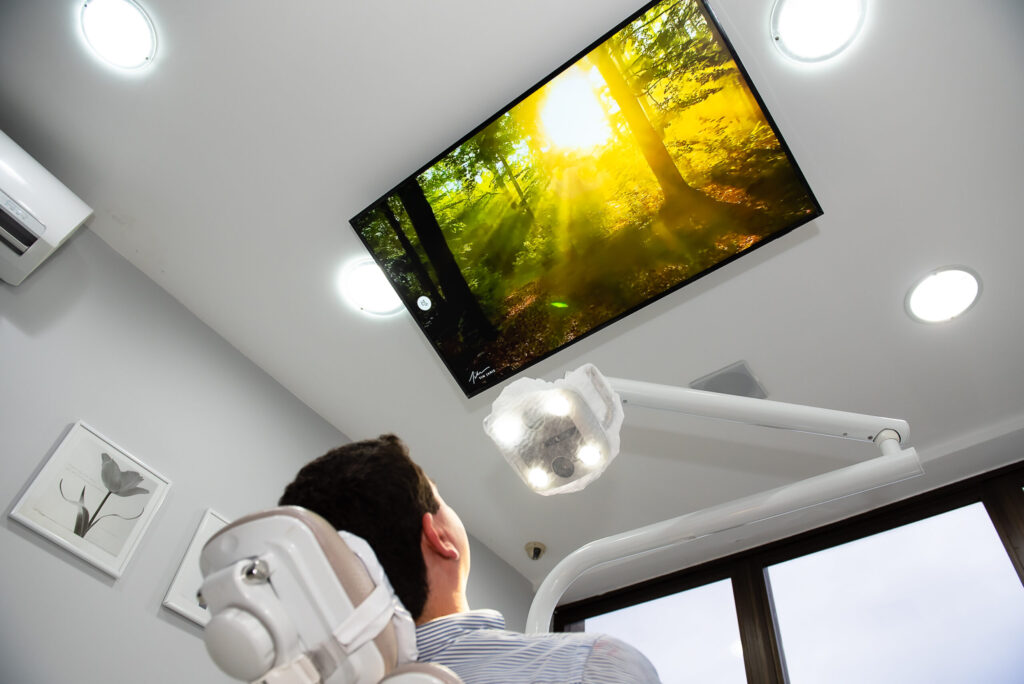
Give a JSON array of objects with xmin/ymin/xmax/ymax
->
[
  {"xmin": 768, "ymin": 503, "xmax": 1024, "ymax": 683},
  {"xmin": 556, "ymin": 463, "xmax": 1024, "ymax": 684},
  {"xmin": 584, "ymin": 579, "xmax": 746, "ymax": 683}
]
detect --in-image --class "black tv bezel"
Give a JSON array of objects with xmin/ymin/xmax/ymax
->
[{"xmin": 349, "ymin": 0, "xmax": 822, "ymax": 398}]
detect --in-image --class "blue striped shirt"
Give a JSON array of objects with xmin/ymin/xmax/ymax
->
[{"xmin": 415, "ymin": 610, "xmax": 660, "ymax": 684}]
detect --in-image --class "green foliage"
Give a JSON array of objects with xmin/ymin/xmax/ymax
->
[
  {"xmin": 351, "ymin": 0, "xmax": 818, "ymax": 377},
  {"xmin": 611, "ymin": 0, "xmax": 735, "ymax": 126}
]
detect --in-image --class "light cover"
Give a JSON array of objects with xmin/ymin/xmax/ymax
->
[
  {"xmin": 483, "ymin": 364, "xmax": 624, "ymax": 495},
  {"xmin": 906, "ymin": 267, "xmax": 980, "ymax": 323},
  {"xmin": 80, "ymin": 0, "xmax": 157, "ymax": 69},
  {"xmin": 339, "ymin": 258, "xmax": 403, "ymax": 316},
  {"xmin": 770, "ymin": 0, "xmax": 866, "ymax": 62}
]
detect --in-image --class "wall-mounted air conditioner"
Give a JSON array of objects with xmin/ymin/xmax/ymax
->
[{"xmin": 0, "ymin": 129, "xmax": 92, "ymax": 286}]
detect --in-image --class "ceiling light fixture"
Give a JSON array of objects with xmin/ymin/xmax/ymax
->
[
  {"xmin": 481, "ymin": 364, "xmax": 921, "ymax": 631},
  {"xmin": 770, "ymin": 0, "xmax": 866, "ymax": 62},
  {"xmin": 80, "ymin": 0, "xmax": 157, "ymax": 69},
  {"xmin": 905, "ymin": 267, "xmax": 981, "ymax": 323},
  {"xmin": 338, "ymin": 258, "xmax": 403, "ymax": 316}
]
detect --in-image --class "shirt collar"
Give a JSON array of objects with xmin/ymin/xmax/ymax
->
[{"xmin": 415, "ymin": 610, "xmax": 506, "ymax": 659}]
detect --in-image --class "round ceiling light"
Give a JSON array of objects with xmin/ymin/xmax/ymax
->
[
  {"xmin": 81, "ymin": 0, "xmax": 157, "ymax": 69},
  {"xmin": 338, "ymin": 258, "xmax": 404, "ymax": 316},
  {"xmin": 770, "ymin": 0, "xmax": 866, "ymax": 62},
  {"xmin": 905, "ymin": 267, "xmax": 981, "ymax": 323}
]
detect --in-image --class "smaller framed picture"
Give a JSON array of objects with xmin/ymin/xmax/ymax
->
[
  {"xmin": 9, "ymin": 421, "xmax": 171, "ymax": 578},
  {"xmin": 163, "ymin": 508, "xmax": 230, "ymax": 626}
]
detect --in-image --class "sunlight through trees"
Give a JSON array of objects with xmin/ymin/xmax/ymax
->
[{"xmin": 351, "ymin": 0, "xmax": 820, "ymax": 393}]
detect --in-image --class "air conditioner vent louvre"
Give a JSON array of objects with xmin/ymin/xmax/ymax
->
[
  {"xmin": 0, "ymin": 191, "xmax": 42, "ymax": 255},
  {"xmin": 0, "ymin": 129, "xmax": 91, "ymax": 285}
]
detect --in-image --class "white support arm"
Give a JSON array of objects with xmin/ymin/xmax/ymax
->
[
  {"xmin": 525, "ymin": 381, "xmax": 921, "ymax": 634},
  {"xmin": 609, "ymin": 377, "xmax": 910, "ymax": 444}
]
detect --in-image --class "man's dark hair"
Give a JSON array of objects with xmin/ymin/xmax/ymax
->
[{"xmin": 278, "ymin": 434, "xmax": 439, "ymax": 620}]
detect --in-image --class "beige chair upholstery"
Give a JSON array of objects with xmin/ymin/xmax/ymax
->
[
  {"xmin": 211, "ymin": 507, "xmax": 400, "ymax": 668},
  {"xmin": 200, "ymin": 506, "xmax": 464, "ymax": 684}
]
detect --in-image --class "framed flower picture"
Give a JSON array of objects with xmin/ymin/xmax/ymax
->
[
  {"xmin": 163, "ymin": 508, "xmax": 229, "ymax": 626},
  {"xmin": 10, "ymin": 421, "xmax": 171, "ymax": 578}
]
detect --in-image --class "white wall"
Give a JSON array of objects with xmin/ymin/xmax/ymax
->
[
  {"xmin": 0, "ymin": 230, "xmax": 532, "ymax": 683},
  {"xmin": 468, "ymin": 535, "xmax": 533, "ymax": 632}
]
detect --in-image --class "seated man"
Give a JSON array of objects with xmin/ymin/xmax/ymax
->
[{"xmin": 279, "ymin": 434, "xmax": 660, "ymax": 684}]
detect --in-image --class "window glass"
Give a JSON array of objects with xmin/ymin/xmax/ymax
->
[
  {"xmin": 767, "ymin": 503, "xmax": 1024, "ymax": 683},
  {"xmin": 584, "ymin": 578, "xmax": 746, "ymax": 683}
]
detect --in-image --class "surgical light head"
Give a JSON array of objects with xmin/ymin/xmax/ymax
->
[
  {"xmin": 483, "ymin": 364, "xmax": 624, "ymax": 495},
  {"xmin": 486, "ymin": 362, "xmax": 918, "ymax": 500}
]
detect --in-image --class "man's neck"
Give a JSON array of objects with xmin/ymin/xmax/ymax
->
[{"xmin": 416, "ymin": 591, "xmax": 470, "ymax": 625}]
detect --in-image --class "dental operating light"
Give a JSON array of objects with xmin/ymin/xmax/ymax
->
[
  {"xmin": 483, "ymin": 365, "xmax": 625, "ymax": 495},
  {"xmin": 482, "ymin": 364, "xmax": 922, "ymax": 631},
  {"xmin": 484, "ymin": 363, "xmax": 914, "ymax": 496}
]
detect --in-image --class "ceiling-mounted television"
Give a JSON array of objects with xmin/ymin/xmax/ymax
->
[{"xmin": 350, "ymin": 0, "xmax": 822, "ymax": 397}]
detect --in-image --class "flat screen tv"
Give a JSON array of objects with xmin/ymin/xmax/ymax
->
[{"xmin": 350, "ymin": 0, "xmax": 821, "ymax": 397}]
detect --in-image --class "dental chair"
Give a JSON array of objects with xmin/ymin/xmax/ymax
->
[{"xmin": 198, "ymin": 507, "xmax": 464, "ymax": 684}]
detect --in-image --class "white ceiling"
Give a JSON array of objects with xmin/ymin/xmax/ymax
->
[{"xmin": 3, "ymin": 0, "xmax": 1023, "ymax": 601}]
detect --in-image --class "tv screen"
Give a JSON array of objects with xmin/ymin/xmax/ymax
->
[{"xmin": 350, "ymin": 0, "xmax": 821, "ymax": 397}]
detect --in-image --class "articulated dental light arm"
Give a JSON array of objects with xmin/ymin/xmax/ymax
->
[
  {"xmin": 523, "ymin": 376, "xmax": 921, "ymax": 633},
  {"xmin": 609, "ymin": 376, "xmax": 910, "ymax": 445}
]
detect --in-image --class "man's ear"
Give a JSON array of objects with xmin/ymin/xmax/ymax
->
[{"xmin": 421, "ymin": 512, "xmax": 460, "ymax": 560}]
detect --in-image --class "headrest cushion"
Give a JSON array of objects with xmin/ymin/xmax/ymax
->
[{"xmin": 337, "ymin": 529, "xmax": 418, "ymax": 666}]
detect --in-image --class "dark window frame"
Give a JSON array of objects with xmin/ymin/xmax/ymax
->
[{"xmin": 554, "ymin": 460, "xmax": 1024, "ymax": 684}]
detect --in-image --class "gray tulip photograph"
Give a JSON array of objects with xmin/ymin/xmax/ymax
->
[{"xmin": 10, "ymin": 422, "xmax": 170, "ymax": 577}]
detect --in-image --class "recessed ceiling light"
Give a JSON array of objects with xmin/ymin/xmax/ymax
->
[
  {"xmin": 905, "ymin": 267, "xmax": 981, "ymax": 323},
  {"xmin": 80, "ymin": 0, "xmax": 157, "ymax": 69},
  {"xmin": 770, "ymin": 0, "xmax": 866, "ymax": 62},
  {"xmin": 338, "ymin": 258, "xmax": 404, "ymax": 316}
]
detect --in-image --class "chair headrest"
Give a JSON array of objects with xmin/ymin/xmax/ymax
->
[{"xmin": 199, "ymin": 506, "xmax": 417, "ymax": 683}]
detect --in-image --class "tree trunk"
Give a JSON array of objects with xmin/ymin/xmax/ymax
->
[
  {"xmin": 395, "ymin": 178, "xmax": 497, "ymax": 340},
  {"xmin": 610, "ymin": 45, "xmax": 666, "ymax": 138},
  {"xmin": 590, "ymin": 43, "xmax": 710, "ymax": 210},
  {"xmin": 379, "ymin": 201, "xmax": 444, "ymax": 306},
  {"xmin": 495, "ymin": 152, "xmax": 526, "ymax": 203}
]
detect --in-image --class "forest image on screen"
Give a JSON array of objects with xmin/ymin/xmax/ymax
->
[{"xmin": 351, "ymin": 0, "xmax": 820, "ymax": 395}]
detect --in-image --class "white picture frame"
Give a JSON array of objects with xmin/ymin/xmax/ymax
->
[
  {"xmin": 163, "ymin": 508, "xmax": 230, "ymax": 626},
  {"xmin": 9, "ymin": 421, "xmax": 171, "ymax": 578}
]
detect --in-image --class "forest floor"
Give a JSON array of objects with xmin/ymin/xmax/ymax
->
[{"xmin": 460, "ymin": 184, "xmax": 817, "ymax": 377}]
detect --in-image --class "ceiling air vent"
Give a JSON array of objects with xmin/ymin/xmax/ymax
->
[{"xmin": 689, "ymin": 360, "xmax": 768, "ymax": 399}]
